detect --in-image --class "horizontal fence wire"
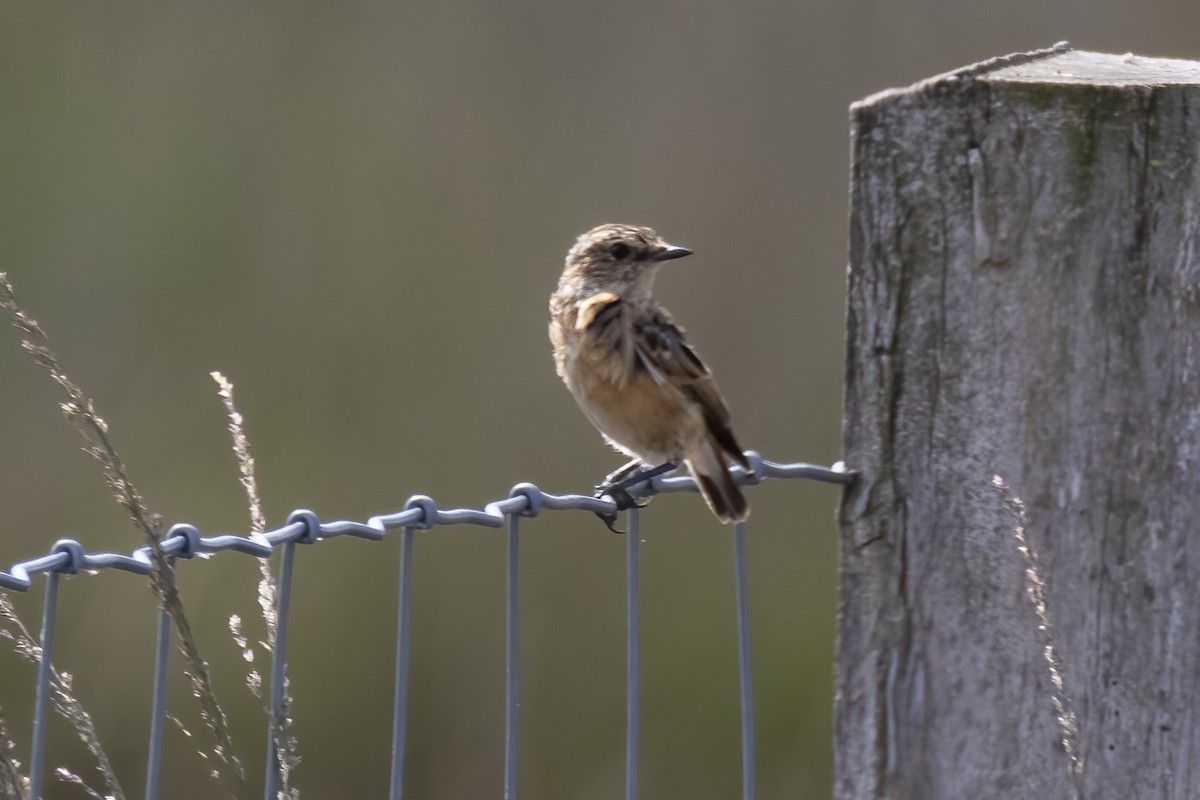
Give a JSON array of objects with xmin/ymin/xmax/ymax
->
[
  {"xmin": 0, "ymin": 453, "xmax": 849, "ymax": 590},
  {"xmin": 2, "ymin": 453, "xmax": 853, "ymax": 800}
]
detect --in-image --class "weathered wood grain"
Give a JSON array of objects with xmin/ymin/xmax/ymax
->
[{"xmin": 838, "ymin": 45, "xmax": 1200, "ymax": 799}]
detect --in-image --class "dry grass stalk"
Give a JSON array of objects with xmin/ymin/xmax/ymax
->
[
  {"xmin": 0, "ymin": 274, "xmax": 245, "ymax": 792},
  {"xmin": 210, "ymin": 373, "xmax": 266, "ymax": 536},
  {"xmin": 212, "ymin": 372, "xmax": 300, "ymax": 798},
  {"xmin": 0, "ymin": 595, "xmax": 122, "ymax": 799},
  {"xmin": 992, "ymin": 475, "xmax": 1083, "ymax": 798},
  {"xmin": 0, "ymin": 703, "xmax": 26, "ymax": 799},
  {"xmin": 53, "ymin": 767, "xmax": 107, "ymax": 800}
]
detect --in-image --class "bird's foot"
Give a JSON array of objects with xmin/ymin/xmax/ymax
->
[
  {"xmin": 592, "ymin": 461, "xmax": 676, "ymax": 534},
  {"xmin": 592, "ymin": 482, "xmax": 652, "ymax": 534}
]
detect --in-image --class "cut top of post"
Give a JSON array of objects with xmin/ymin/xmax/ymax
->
[
  {"xmin": 853, "ymin": 43, "xmax": 1200, "ymax": 110},
  {"xmin": 986, "ymin": 48, "xmax": 1200, "ymax": 86}
]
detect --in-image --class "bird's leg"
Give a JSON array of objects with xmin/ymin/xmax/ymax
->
[
  {"xmin": 615, "ymin": 460, "xmax": 677, "ymax": 491},
  {"xmin": 593, "ymin": 460, "xmax": 678, "ymax": 533},
  {"xmin": 602, "ymin": 459, "xmax": 645, "ymax": 488}
]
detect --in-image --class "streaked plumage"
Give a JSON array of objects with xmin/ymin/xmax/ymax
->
[{"xmin": 549, "ymin": 223, "xmax": 749, "ymax": 524}]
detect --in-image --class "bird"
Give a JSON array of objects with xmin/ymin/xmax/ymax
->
[{"xmin": 549, "ymin": 223, "xmax": 750, "ymax": 530}]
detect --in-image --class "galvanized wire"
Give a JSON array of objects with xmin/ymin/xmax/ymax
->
[
  {"xmin": 732, "ymin": 522, "xmax": 757, "ymax": 800},
  {"xmin": 504, "ymin": 513, "xmax": 520, "ymax": 800},
  {"xmin": 27, "ymin": 571, "xmax": 58, "ymax": 800},
  {"xmin": 264, "ymin": 541, "xmax": 297, "ymax": 800},
  {"xmin": 625, "ymin": 507, "xmax": 641, "ymax": 800},
  {"xmin": 4, "ymin": 453, "xmax": 852, "ymax": 799},
  {"xmin": 389, "ymin": 527, "xmax": 415, "ymax": 800},
  {"xmin": 144, "ymin": 608, "xmax": 170, "ymax": 800},
  {"xmin": 0, "ymin": 454, "xmax": 848, "ymax": 592}
]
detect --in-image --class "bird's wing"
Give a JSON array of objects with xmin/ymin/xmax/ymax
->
[
  {"xmin": 633, "ymin": 308, "xmax": 749, "ymax": 469},
  {"xmin": 632, "ymin": 307, "xmax": 709, "ymax": 384}
]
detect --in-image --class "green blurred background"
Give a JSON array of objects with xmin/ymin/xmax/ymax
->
[{"xmin": 0, "ymin": 3, "xmax": 1193, "ymax": 798}]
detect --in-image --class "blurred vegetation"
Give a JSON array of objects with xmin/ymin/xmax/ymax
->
[{"xmin": 0, "ymin": 2, "xmax": 1194, "ymax": 797}]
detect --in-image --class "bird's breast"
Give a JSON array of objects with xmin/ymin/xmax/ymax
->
[{"xmin": 550, "ymin": 310, "xmax": 698, "ymax": 464}]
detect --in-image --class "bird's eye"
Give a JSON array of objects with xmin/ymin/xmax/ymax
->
[{"xmin": 609, "ymin": 242, "xmax": 631, "ymax": 260}]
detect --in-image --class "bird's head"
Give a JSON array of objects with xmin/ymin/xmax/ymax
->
[{"xmin": 562, "ymin": 224, "xmax": 692, "ymax": 299}]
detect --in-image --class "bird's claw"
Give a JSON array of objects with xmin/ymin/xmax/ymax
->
[
  {"xmin": 595, "ymin": 509, "xmax": 624, "ymax": 534},
  {"xmin": 592, "ymin": 482, "xmax": 651, "ymax": 534}
]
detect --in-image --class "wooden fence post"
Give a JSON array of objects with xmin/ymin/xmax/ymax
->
[{"xmin": 838, "ymin": 44, "xmax": 1200, "ymax": 799}]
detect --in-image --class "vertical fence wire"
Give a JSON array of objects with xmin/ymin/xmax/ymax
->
[
  {"xmin": 264, "ymin": 541, "xmax": 297, "ymax": 800},
  {"xmin": 625, "ymin": 508, "xmax": 640, "ymax": 800},
  {"xmin": 732, "ymin": 522, "xmax": 756, "ymax": 800},
  {"xmin": 504, "ymin": 514, "xmax": 520, "ymax": 800},
  {"xmin": 389, "ymin": 527, "xmax": 415, "ymax": 800},
  {"xmin": 28, "ymin": 571, "xmax": 60, "ymax": 800},
  {"xmin": 144, "ymin": 607, "xmax": 171, "ymax": 800}
]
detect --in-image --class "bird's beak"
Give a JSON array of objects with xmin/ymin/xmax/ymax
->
[{"xmin": 651, "ymin": 243, "xmax": 693, "ymax": 262}]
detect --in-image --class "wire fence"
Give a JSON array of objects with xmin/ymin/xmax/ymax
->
[{"xmin": 1, "ymin": 452, "xmax": 852, "ymax": 800}]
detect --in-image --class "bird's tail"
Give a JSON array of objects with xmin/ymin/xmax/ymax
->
[{"xmin": 685, "ymin": 437, "xmax": 749, "ymax": 525}]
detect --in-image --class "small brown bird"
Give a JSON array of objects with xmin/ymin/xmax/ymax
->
[{"xmin": 549, "ymin": 223, "xmax": 750, "ymax": 529}]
